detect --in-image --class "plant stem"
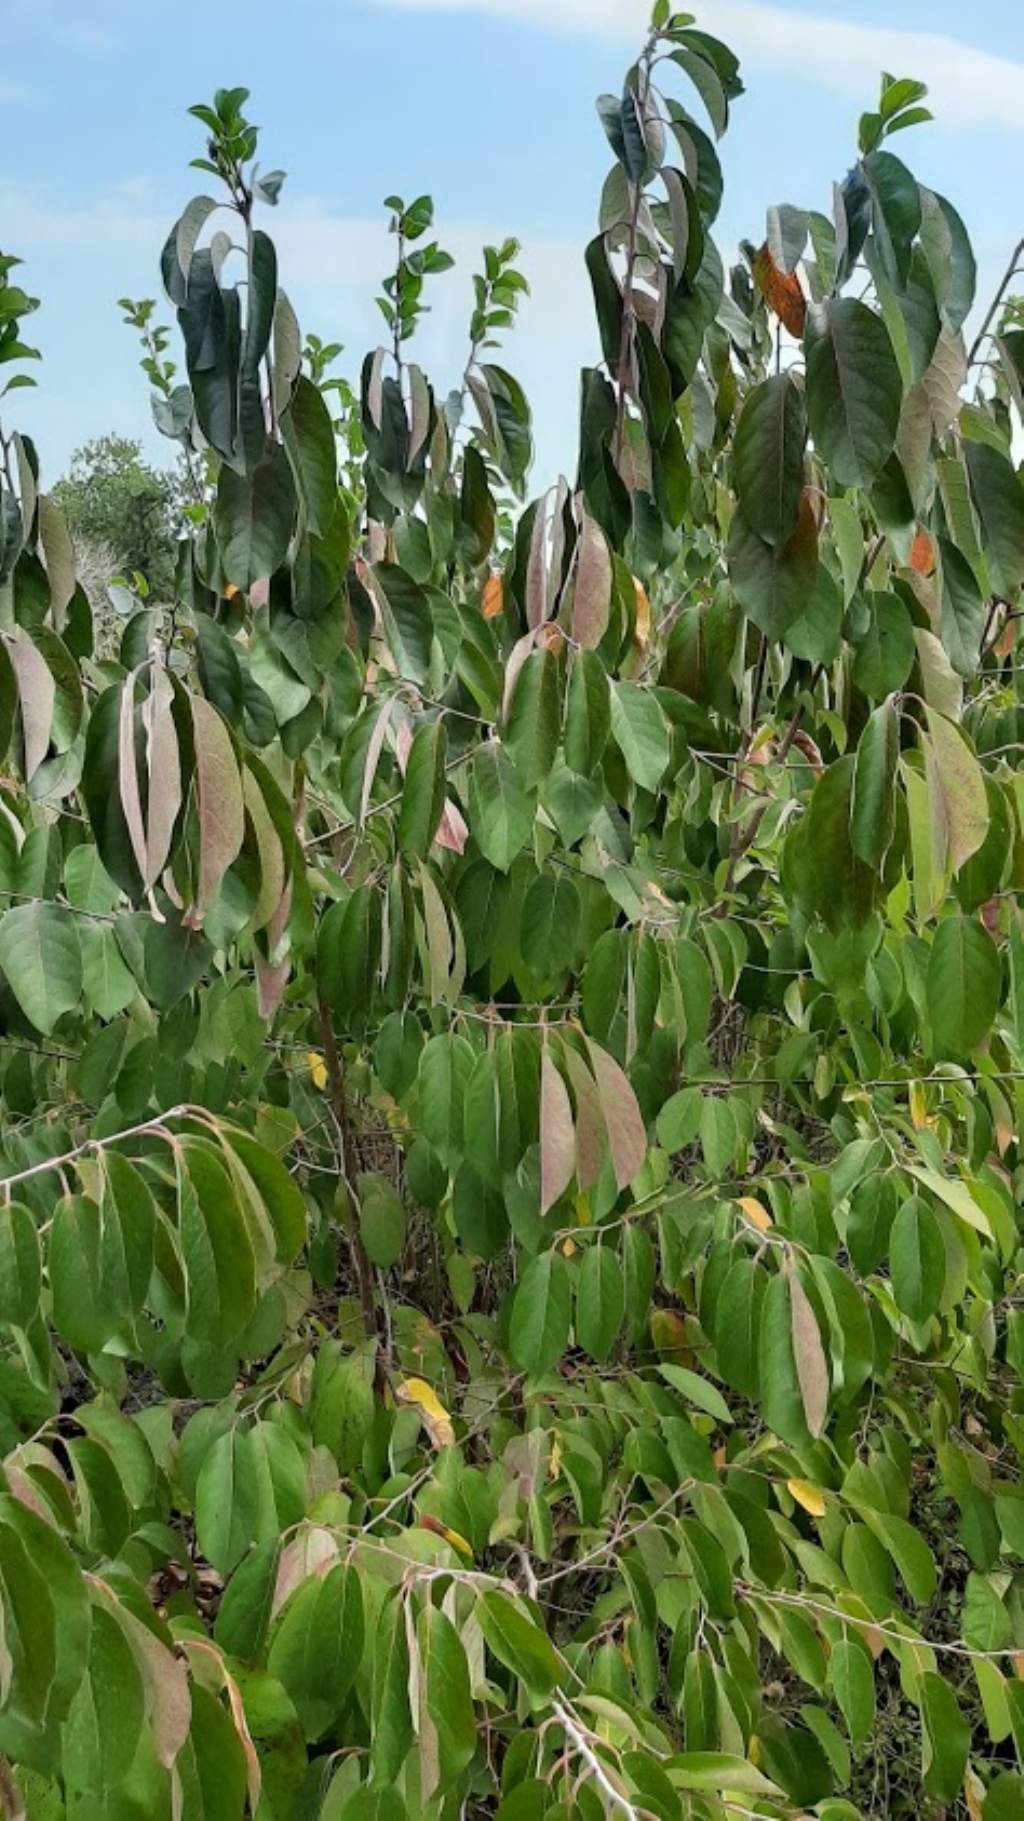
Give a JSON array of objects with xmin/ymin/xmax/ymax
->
[
  {"xmin": 968, "ymin": 236, "xmax": 1024, "ymax": 368},
  {"xmin": 316, "ymin": 996, "xmax": 379, "ymax": 1350}
]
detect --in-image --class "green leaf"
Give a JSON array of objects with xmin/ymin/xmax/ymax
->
[
  {"xmin": 758, "ymin": 1271, "xmax": 810, "ymax": 1447},
  {"xmin": 509, "ymin": 1249, "xmax": 572, "ymax": 1375},
  {"xmin": 214, "ymin": 443, "xmax": 296, "ymax": 590},
  {"xmin": 467, "ymin": 742, "xmax": 534, "ymax": 872},
  {"xmin": 282, "ymin": 372, "xmax": 337, "ymax": 537},
  {"xmin": 418, "ymin": 1604, "xmax": 475, "ymax": 1790},
  {"xmin": 805, "ymin": 298, "xmax": 902, "ymax": 488},
  {"xmin": 576, "ymin": 1242, "xmax": 624, "ymax": 1362},
  {"xmin": 658, "ymin": 1363, "xmax": 733, "ymax": 1425},
  {"xmin": 727, "ymin": 501, "xmax": 817, "ymax": 638},
  {"xmin": 520, "ymin": 872, "xmax": 580, "ymax": 982},
  {"xmin": 267, "ymin": 1561, "xmax": 364, "ymax": 1741},
  {"xmin": 715, "ymin": 1256, "xmax": 766, "ymax": 1397},
  {"xmin": 733, "ymin": 372, "xmax": 806, "ymax": 547},
  {"xmin": 609, "ymin": 680, "xmax": 670, "ymax": 790},
  {"xmin": 889, "ymin": 1195, "xmax": 944, "ymax": 1325},
  {"xmin": 417, "ymin": 1031, "xmax": 474, "ymax": 1164},
  {"xmin": 828, "ymin": 1638, "xmax": 875, "ymax": 1750},
  {"xmin": 564, "ymin": 649, "xmax": 611, "ymax": 776},
  {"xmin": 357, "ymin": 1171, "xmax": 405, "ymax": 1270},
  {"xmin": 919, "ymin": 1671, "xmax": 969, "ymax": 1804},
  {"xmin": 370, "ymin": 1591, "xmax": 412, "ymax": 1783},
  {"xmin": 213, "ymin": 1539, "xmax": 280, "ymax": 1660},
  {"xmin": 937, "ymin": 536, "xmax": 985, "ymax": 678},
  {"xmin": 370, "ymin": 563, "xmax": 433, "ymax": 686},
  {"xmin": 0, "ymin": 1202, "xmax": 40, "ymax": 1329},
  {"xmin": 864, "ymin": 1509, "xmax": 937, "ymax": 1603},
  {"xmin": 926, "ymin": 913, "xmax": 1001, "ymax": 1059},
  {"xmin": 668, "ymin": 1753, "xmax": 783, "ymax": 1797},
  {"xmin": 505, "ymin": 648, "xmax": 560, "ymax": 788},
  {"xmin": 476, "ymin": 1590, "xmax": 564, "ymax": 1699},
  {"xmin": 964, "ymin": 436, "xmax": 1024, "ymax": 600},
  {"xmin": 398, "ymin": 719, "xmax": 447, "ymax": 857},
  {"xmin": 850, "ymin": 697, "xmax": 898, "ymax": 869},
  {"xmin": 0, "ymin": 902, "xmax": 81, "ymax": 1034}
]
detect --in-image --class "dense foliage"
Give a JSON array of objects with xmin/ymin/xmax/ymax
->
[{"xmin": 1, "ymin": 9, "xmax": 1024, "ymax": 1815}]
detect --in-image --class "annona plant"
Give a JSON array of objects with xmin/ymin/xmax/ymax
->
[{"xmin": 0, "ymin": 10, "xmax": 1023, "ymax": 1816}]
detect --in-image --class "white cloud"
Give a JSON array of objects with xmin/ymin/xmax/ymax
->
[{"xmin": 375, "ymin": 0, "xmax": 1024, "ymax": 132}]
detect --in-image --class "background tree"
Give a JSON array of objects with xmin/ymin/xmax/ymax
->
[{"xmin": 51, "ymin": 432, "xmax": 183, "ymax": 600}]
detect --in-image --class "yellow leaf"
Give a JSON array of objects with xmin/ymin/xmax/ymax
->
[
  {"xmin": 909, "ymin": 1080, "xmax": 928, "ymax": 1130},
  {"xmin": 418, "ymin": 1514, "xmax": 473, "ymax": 1557},
  {"xmin": 561, "ymin": 1237, "xmax": 577, "ymax": 1258},
  {"xmin": 965, "ymin": 1767, "xmax": 985, "ymax": 1821},
  {"xmin": 395, "ymin": 1377, "xmax": 455, "ymax": 1449},
  {"xmin": 786, "ymin": 1478, "xmax": 826, "ymax": 1517},
  {"xmin": 649, "ymin": 1308, "xmax": 691, "ymax": 1363},
  {"xmin": 307, "ymin": 1052, "xmax": 327, "ymax": 1090},
  {"xmin": 736, "ymin": 1195, "xmax": 772, "ymax": 1232}
]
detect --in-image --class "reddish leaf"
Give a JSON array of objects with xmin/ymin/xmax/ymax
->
[
  {"xmin": 189, "ymin": 695, "xmax": 245, "ymax": 922},
  {"xmin": 572, "ymin": 508, "xmax": 612, "ymax": 650},
  {"xmin": 540, "ymin": 1042, "xmax": 575, "ymax": 1213},
  {"xmin": 585, "ymin": 1037, "xmax": 647, "ymax": 1191},
  {"xmin": 789, "ymin": 1268, "xmax": 828, "ymax": 1439},
  {"xmin": 910, "ymin": 528, "xmax": 935, "ymax": 575}
]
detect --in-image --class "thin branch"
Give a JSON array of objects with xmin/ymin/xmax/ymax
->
[{"xmin": 968, "ymin": 237, "xmax": 1024, "ymax": 367}]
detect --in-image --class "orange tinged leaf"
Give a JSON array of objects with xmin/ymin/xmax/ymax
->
[
  {"xmin": 752, "ymin": 242, "xmax": 806, "ymax": 336},
  {"xmin": 910, "ymin": 529, "xmax": 935, "ymax": 575},
  {"xmin": 482, "ymin": 573, "xmax": 504, "ymax": 619}
]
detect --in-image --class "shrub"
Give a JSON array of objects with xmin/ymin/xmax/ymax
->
[{"xmin": 0, "ymin": 12, "xmax": 1022, "ymax": 1817}]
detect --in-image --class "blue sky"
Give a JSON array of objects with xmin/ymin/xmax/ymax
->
[{"xmin": 2, "ymin": 0, "xmax": 1021, "ymax": 489}]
